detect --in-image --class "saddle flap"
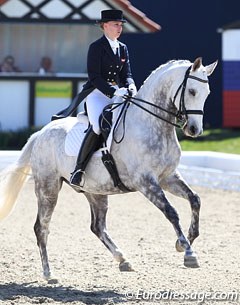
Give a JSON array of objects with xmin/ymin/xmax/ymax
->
[
  {"xmin": 65, "ymin": 122, "xmax": 87, "ymax": 156},
  {"xmin": 65, "ymin": 113, "xmax": 114, "ymax": 157}
]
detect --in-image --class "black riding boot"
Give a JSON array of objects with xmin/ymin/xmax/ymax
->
[{"xmin": 70, "ymin": 126, "xmax": 100, "ymax": 187}]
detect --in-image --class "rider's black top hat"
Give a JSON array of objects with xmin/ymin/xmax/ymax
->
[{"xmin": 98, "ymin": 10, "xmax": 126, "ymax": 23}]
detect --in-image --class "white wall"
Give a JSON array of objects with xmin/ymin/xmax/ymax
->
[
  {"xmin": 0, "ymin": 80, "xmax": 29, "ymax": 130},
  {"xmin": 222, "ymin": 29, "xmax": 240, "ymax": 60}
]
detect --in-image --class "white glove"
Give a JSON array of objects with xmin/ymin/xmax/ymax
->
[
  {"xmin": 114, "ymin": 87, "xmax": 128, "ymax": 97},
  {"xmin": 128, "ymin": 83, "xmax": 137, "ymax": 97}
]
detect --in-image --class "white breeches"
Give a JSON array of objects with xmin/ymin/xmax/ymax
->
[{"xmin": 86, "ymin": 88, "xmax": 114, "ymax": 135}]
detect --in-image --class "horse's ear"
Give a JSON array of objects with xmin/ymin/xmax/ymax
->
[
  {"xmin": 205, "ymin": 60, "xmax": 218, "ymax": 76},
  {"xmin": 192, "ymin": 57, "xmax": 202, "ymax": 71}
]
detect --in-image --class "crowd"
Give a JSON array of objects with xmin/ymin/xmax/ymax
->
[
  {"xmin": 0, "ymin": 55, "xmax": 21, "ymax": 72},
  {"xmin": 0, "ymin": 55, "xmax": 53, "ymax": 74}
]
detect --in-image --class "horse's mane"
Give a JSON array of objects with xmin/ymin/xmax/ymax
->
[{"xmin": 139, "ymin": 59, "xmax": 191, "ymax": 91}]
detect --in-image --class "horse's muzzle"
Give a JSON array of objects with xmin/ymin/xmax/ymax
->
[{"xmin": 183, "ymin": 122, "xmax": 203, "ymax": 138}]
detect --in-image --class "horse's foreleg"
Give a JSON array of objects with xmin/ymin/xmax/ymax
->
[
  {"xmin": 84, "ymin": 193, "xmax": 133, "ymax": 272},
  {"xmin": 34, "ymin": 179, "xmax": 61, "ymax": 282},
  {"xmin": 161, "ymin": 171, "xmax": 200, "ymax": 245},
  {"xmin": 138, "ymin": 175, "xmax": 199, "ymax": 268}
]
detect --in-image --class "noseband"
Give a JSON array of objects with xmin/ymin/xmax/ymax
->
[{"xmin": 173, "ymin": 66, "xmax": 209, "ymax": 123}]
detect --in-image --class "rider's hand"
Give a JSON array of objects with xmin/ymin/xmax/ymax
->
[
  {"xmin": 128, "ymin": 83, "xmax": 137, "ymax": 97},
  {"xmin": 114, "ymin": 87, "xmax": 128, "ymax": 97}
]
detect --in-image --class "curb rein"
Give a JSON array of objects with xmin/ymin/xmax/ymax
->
[
  {"xmin": 127, "ymin": 66, "xmax": 208, "ymax": 128},
  {"xmin": 99, "ymin": 65, "xmax": 209, "ymax": 191},
  {"xmin": 101, "ymin": 64, "xmax": 209, "ymax": 144}
]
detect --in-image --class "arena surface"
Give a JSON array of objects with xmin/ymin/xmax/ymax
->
[{"xmin": 0, "ymin": 181, "xmax": 239, "ymax": 304}]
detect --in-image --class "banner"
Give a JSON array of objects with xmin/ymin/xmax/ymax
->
[{"xmin": 35, "ymin": 81, "xmax": 72, "ymax": 98}]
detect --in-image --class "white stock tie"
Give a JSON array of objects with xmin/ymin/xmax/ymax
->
[{"xmin": 111, "ymin": 41, "xmax": 119, "ymax": 55}]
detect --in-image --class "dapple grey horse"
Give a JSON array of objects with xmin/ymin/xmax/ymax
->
[{"xmin": 0, "ymin": 57, "xmax": 217, "ymax": 281}]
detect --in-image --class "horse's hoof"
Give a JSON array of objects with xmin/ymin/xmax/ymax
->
[
  {"xmin": 47, "ymin": 278, "xmax": 59, "ymax": 284},
  {"xmin": 43, "ymin": 272, "xmax": 58, "ymax": 284},
  {"xmin": 119, "ymin": 261, "xmax": 134, "ymax": 272},
  {"xmin": 184, "ymin": 253, "xmax": 200, "ymax": 268},
  {"xmin": 175, "ymin": 239, "xmax": 185, "ymax": 252}
]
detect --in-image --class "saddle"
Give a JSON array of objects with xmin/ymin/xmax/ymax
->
[{"xmin": 65, "ymin": 109, "xmax": 131, "ymax": 192}]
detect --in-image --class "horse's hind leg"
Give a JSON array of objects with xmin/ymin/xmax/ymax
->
[
  {"xmin": 138, "ymin": 175, "xmax": 199, "ymax": 268},
  {"xmin": 161, "ymin": 171, "xmax": 201, "ymax": 245},
  {"xmin": 34, "ymin": 178, "xmax": 62, "ymax": 282},
  {"xmin": 84, "ymin": 193, "xmax": 133, "ymax": 272}
]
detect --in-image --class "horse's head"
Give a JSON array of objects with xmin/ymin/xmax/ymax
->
[{"xmin": 174, "ymin": 57, "xmax": 217, "ymax": 137}]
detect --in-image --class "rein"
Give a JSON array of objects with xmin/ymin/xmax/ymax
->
[{"xmin": 101, "ymin": 65, "xmax": 209, "ymax": 143}]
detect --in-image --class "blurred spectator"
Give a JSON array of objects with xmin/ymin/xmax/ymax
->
[
  {"xmin": 0, "ymin": 55, "xmax": 21, "ymax": 72},
  {"xmin": 38, "ymin": 56, "xmax": 53, "ymax": 75}
]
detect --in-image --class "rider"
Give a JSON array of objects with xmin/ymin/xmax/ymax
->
[{"xmin": 52, "ymin": 9, "xmax": 137, "ymax": 187}]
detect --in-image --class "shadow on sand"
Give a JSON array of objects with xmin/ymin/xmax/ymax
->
[{"xmin": 0, "ymin": 282, "xmax": 127, "ymax": 304}]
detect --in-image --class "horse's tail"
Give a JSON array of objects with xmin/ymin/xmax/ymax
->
[{"xmin": 0, "ymin": 131, "xmax": 39, "ymax": 221}]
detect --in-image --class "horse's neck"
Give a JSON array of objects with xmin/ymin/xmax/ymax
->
[
  {"xmin": 112, "ymin": 62, "xmax": 190, "ymax": 152},
  {"xmin": 123, "ymin": 93, "xmax": 176, "ymax": 150},
  {"xmin": 139, "ymin": 63, "xmax": 188, "ymax": 100},
  {"xmin": 133, "ymin": 63, "xmax": 190, "ymax": 126},
  {"xmin": 121, "ymin": 64, "xmax": 188, "ymax": 144},
  {"xmin": 127, "ymin": 77, "xmax": 174, "ymax": 131}
]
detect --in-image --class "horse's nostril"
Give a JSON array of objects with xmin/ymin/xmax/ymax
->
[{"xmin": 190, "ymin": 125, "xmax": 196, "ymax": 135}]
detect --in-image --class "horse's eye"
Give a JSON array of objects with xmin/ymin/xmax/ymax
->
[{"xmin": 189, "ymin": 89, "xmax": 196, "ymax": 96}]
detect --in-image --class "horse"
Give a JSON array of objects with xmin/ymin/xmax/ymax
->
[{"xmin": 0, "ymin": 57, "xmax": 217, "ymax": 281}]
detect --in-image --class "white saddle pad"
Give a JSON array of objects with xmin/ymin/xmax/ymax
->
[
  {"xmin": 65, "ymin": 113, "xmax": 113, "ymax": 157},
  {"xmin": 65, "ymin": 125, "xmax": 87, "ymax": 157},
  {"xmin": 65, "ymin": 98, "xmax": 125, "ymax": 157}
]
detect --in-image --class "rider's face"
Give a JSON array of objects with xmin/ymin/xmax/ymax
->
[{"xmin": 103, "ymin": 21, "xmax": 123, "ymax": 40}]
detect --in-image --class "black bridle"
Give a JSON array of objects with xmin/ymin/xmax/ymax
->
[
  {"xmin": 173, "ymin": 66, "xmax": 208, "ymax": 123},
  {"xmin": 101, "ymin": 64, "xmax": 209, "ymax": 143}
]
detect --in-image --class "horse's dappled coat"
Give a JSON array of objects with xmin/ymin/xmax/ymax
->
[{"xmin": 0, "ymin": 58, "xmax": 217, "ymax": 280}]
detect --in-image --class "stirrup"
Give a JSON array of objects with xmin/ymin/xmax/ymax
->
[{"xmin": 70, "ymin": 169, "xmax": 85, "ymax": 187}]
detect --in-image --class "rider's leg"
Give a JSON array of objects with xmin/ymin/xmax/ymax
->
[
  {"xmin": 70, "ymin": 89, "xmax": 112, "ymax": 187},
  {"xmin": 70, "ymin": 125, "xmax": 100, "ymax": 186},
  {"xmin": 86, "ymin": 89, "xmax": 112, "ymax": 134}
]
